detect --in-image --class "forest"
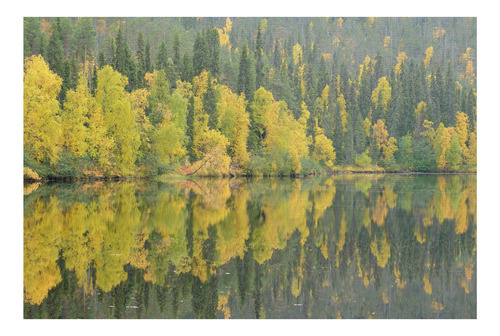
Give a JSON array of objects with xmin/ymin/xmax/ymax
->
[{"xmin": 23, "ymin": 17, "xmax": 477, "ymax": 178}]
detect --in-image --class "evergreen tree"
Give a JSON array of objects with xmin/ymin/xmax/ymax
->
[
  {"xmin": 173, "ymin": 31, "xmax": 181, "ymax": 70},
  {"xmin": 193, "ymin": 32, "xmax": 209, "ymax": 76},
  {"xmin": 237, "ymin": 44, "xmax": 254, "ymax": 101},
  {"xmin": 206, "ymin": 28, "xmax": 220, "ymax": 77},
  {"xmin": 186, "ymin": 95, "xmax": 195, "ymax": 159},
  {"xmin": 136, "ymin": 32, "xmax": 146, "ymax": 86},
  {"xmin": 46, "ymin": 18, "xmax": 65, "ymax": 77},
  {"xmin": 255, "ymin": 24, "xmax": 265, "ymax": 90},
  {"xmin": 156, "ymin": 41, "xmax": 169, "ymax": 73},
  {"xmin": 145, "ymin": 41, "xmax": 152, "ymax": 73},
  {"xmin": 465, "ymin": 88, "xmax": 476, "ymax": 129},
  {"xmin": 180, "ymin": 52, "xmax": 193, "ymax": 83},
  {"xmin": 273, "ymin": 39, "xmax": 281, "ymax": 69},
  {"xmin": 204, "ymin": 73, "xmax": 218, "ymax": 129}
]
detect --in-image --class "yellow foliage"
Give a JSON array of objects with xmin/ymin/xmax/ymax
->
[
  {"xmin": 394, "ymin": 52, "xmax": 408, "ymax": 77},
  {"xmin": 293, "ymin": 43, "xmax": 303, "ymax": 65},
  {"xmin": 61, "ymin": 77, "xmax": 90, "ymax": 157},
  {"xmin": 424, "ymin": 46, "xmax": 434, "ymax": 68},
  {"xmin": 372, "ymin": 119, "xmax": 389, "ymax": 151},
  {"xmin": 435, "ymin": 124, "xmax": 457, "ymax": 170},
  {"xmin": 467, "ymin": 131, "xmax": 477, "ymax": 165},
  {"xmin": 423, "ymin": 274, "xmax": 432, "ymax": 295},
  {"xmin": 371, "ymin": 77, "xmax": 392, "ymax": 114},
  {"xmin": 191, "ymin": 129, "xmax": 231, "ymax": 176},
  {"xmin": 337, "ymin": 94, "xmax": 348, "ymax": 135},
  {"xmin": 96, "ymin": 66, "xmax": 140, "ymax": 176},
  {"xmin": 363, "ymin": 117, "xmax": 371, "ymax": 138},
  {"xmin": 217, "ymin": 18, "xmax": 233, "ymax": 51},
  {"xmin": 291, "ymin": 276, "xmax": 301, "ymax": 298},
  {"xmin": 24, "ymin": 197, "xmax": 63, "ymax": 305},
  {"xmin": 24, "ymin": 167, "xmax": 41, "ymax": 181},
  {"xmin": 432, "ymin": 299, "xmax": 444, "ymax": 312},
  {"xmin": 321, "ymin": 85, "xmax": 330, "ymax": 107},
  {"xmin": 415, "ymin": 101, "xmax": 427, "ymax": 121},
  {"xmin": 382, "ymin": 291, "xmax": 390, "ymax": 304},
  {"xmin": 337, "ymin": 18, "xmax": 344, "ymax": 28},
  {"xmin": 433, "ymin": 27, "xmax": 446, "ymax": 41},
  {"xmin": 313, "ymin": 133, "xmax": 336, "ymax": 168},
  {"xmin": 24, "ymin": 182, "xmax": 41, "ymax": 195},
  {"xmin": 24, "ymin": 55, "xmax": 62, "ymax": 165},
  {"xmin": 455, "ymin": 111, "xmax": 470, "ymax": 161},
  {"xmin": 421, "ymin": 120, "xmax": 435, "ymax": 147},
  {"xmin": 217, "ymin": 85, "xmax": 250, "ymax": 167},
  {"xmin": 382, "ymin": 137, "xmax": 398, "ymax": 162},
  {"xmin": 370, "ymin": 233, "xmax": 391, "ymax": 268},
  {"xmin": 383, "ymin": 35, "xmax": 391, "ymax": 48},
  {"xmin": 217, "ymin": 291, "xmax": 232, "ymax": 319}
]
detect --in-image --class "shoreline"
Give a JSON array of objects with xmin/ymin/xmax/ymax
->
[{"xmin": 23, "ymin": 169, "xmax": 477, "ymax": 183}]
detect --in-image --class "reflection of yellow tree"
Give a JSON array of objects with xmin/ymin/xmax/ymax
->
[
  {"xmin": 94, "ymin": 183, "xmax": 141, "ymax": 292},
  {"xmin": 423, "ymin": 274, "xmax": 432, "ymax": 295},
  {"xmin": 217, "ymin": 291, "xmax": 232, "ymax": 319},
  {"xmin": 61, "ymin": 203, "xmax": 94, "ymax": 294},
  {"xmin": 251, "ymin": 180, "xmax": 311, "ymax": 264},
  {"xmin": 24, "ymin": 197, "xmax": 63, "ymax": 305},
  {"xmin": 371, "ymin": 185, "xmax": 397, "ymax": 226},
  {"xmin": 185, "ymin": 179, "xmax": 231, "ymax": 282},
  {"xmin": 459, "ymin": 259, "xmax": 474, "ymax": 294},
  {"xmin": 335, "ymin": 211, "xmax": 347, "ymax": 267},
  {"xmin": 216, "ymin": 186, "xmax": 250, "ymax": 266},
  {"xmin": 311, "ymin": 179, "xmax": 336, "ymax": 259},
  {"xmin": 370, "ymin": 232, "xmax": 391, "ymax": 268},
  {"xmin": 146, "ymin": 188, "xmax": 189, "ymax": 284}
]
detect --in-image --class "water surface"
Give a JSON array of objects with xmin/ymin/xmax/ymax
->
[{"xmin": 23, "ymin": 174, "xmax": 476, "ymax": 318}]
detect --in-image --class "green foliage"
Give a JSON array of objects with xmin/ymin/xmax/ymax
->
[
  {"xmin": 396, "ymin": 135, "xmax": 413, "ymax": 170},
  {"xmin": 355, "ymin": 150, "xmax": 372, "ymax": 167},
  {"xmin": 412, "ymin": 139, "xmax": 437, "ymax": 172}
]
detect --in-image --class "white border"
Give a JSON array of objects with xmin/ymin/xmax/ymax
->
[{"xmin": 3, "ymin": 1, "xmax": 498, "ymax": 335}]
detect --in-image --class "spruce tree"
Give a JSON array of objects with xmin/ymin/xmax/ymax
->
[
  {"xmin": 180, "ymin": 52, "xmax": 193, "ymax": 83},
  {"xmin": 156, "ymin": 41, "xmax": 169, "ymax": 73},
  {"xmin": 186, "ymin": 95, "xmax": 195, "ymax": 159},
  {"xmin": 237, "ymin": 44, "xmax": 252, "ymax": 100},
  {"xmin": 145, "ymin": 41, "xmax": 152, "ymax": 73},
  {"xmin": 193, "ymin": 32, "xmax": 208, "ymax": 76},
  {"xmin": 206, "ymin": 28, "xmax": 220, "ymax": 77},
  {"xmin": 173, "ymin": 31, "xmax": 181, "ymax": 70},
  {"xmin": 204, "ymin": 74, "xmax": 218, "ymax": 129},
  {"xmin": 255, "ymin": 24, "xmax": 265, "ymax": 90},
  {"xmin": 46, "ymin": 18, "xmax": 65, "ymax": 77}
]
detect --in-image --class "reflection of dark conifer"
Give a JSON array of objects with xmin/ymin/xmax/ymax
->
[
  {"xmin": 143, "ymin": 281, "xmax": 150, "ymax": 314},
  {"xmin": 134, "ymin": 270, "xmax": 146, "ymax": 319},
  {"xmin": 155, "ymin": 284, "xmax": 168, "ymax": 315},
  {"xmin": 186, "ymin": 192, "xmax": 194, "ymax": 256},
  {"xmin": 253, "ymin": 260, "xmax": 262, "ymax": 319},
  {"xmin": 171, "ymin": 279, "xmax": 179, "ymax": 319},
  {"xmin": 191, "ymin": 277, "xmax": 204, "ymax": 318},
  {"xmin": 111, "ymin": 267, "xmax": 134, "ymax": 318}
]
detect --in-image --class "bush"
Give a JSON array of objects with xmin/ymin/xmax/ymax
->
[
  {"xmin": 300, "ymin": 157, "xmax": 323, "ymax": 175},
  {"xmin": 355, "ymin": 150, "xmax": 372, "ymax": 167},
  {"xmin": 23, "ymin": 167, "xmax": 41, "ymax": 181}
]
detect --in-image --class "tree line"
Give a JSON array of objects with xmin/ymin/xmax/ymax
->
[{"xmin": 23, "ymin": 17, "xmax": 477, "ymax": 178}]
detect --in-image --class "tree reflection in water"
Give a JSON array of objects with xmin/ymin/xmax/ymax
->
[{"xmin": 24, "ymin": 174, "xmax": 476, "ymax": 318}]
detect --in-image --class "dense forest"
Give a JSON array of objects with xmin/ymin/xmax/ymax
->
[{"xmin": 23, "ymin": 17, "xmax": 477, "ymax": 178}]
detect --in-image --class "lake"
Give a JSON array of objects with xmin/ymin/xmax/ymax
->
[{"xmin": 23, "ymin": 174, "xmax": 476, "ymax": 319}]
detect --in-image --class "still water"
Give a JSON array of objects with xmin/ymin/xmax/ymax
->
[{"xmin": 24, "ymin": 174, "xmax": 476, "ymax": 319}]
